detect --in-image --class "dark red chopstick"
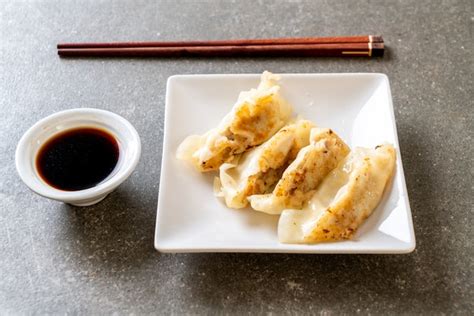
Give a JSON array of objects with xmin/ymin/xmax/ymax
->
[
  {"xmin": 57, "ymin": 36, "xmax": 384, "ymax": 58},
  {"xmin": 57, "ymin": 35, "xmax": 383, "ymax": 49}
]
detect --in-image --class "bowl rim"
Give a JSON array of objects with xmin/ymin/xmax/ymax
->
[{"xmin": 15, "ymin": 108, "xmax": 141, "ymax": 202}]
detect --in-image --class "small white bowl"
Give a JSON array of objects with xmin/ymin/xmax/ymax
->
[{"xmin": 16, "ymin": 108, "xmax": 141, "ymax": 206}]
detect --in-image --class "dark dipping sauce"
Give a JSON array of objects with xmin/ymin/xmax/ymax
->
[{"xmin": 36, "ymin": 127, "xmax": 119, "ymax": 191}]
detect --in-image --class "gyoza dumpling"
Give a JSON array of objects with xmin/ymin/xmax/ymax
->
[
  {"xmin": 215, "ymin": 120, "xmax": 314, "ymax": 209},
  {"xmin": 248, "ymin": 128, "xmax": 349, "ymax": 214},
  {"xmin": 278, "ymin": 144, "xmax": 396, "ymax": 244},
  {"xmin": 176, "ymin": 71, "xmax": 292, "ymax": 172}
]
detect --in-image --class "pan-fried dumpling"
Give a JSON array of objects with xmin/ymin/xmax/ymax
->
[
  {"xmin": 278, "ymin": 144, "xmax": 396, "ymax": 244},
  {"xmin": 176, "ymin": 71, "xmax": 292, "ymax": 172},
  {"xmin": 215, "ymin": 120, "xmax": 314, "ymax": 209},
  {"xmin": 248, "ymin": 128, "xmax": 349, "ymax": 214}
]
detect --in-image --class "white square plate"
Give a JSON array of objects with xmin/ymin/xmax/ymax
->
[{"xmin": 155, "ymin": 73, "xmax": 415, "ymax": 253}]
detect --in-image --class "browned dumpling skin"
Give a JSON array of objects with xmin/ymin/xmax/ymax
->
[
  {"xmin": 249, "ymin": 128, "xmax": 349, "ymax": 214},
  {"xmin": 215, "ymin": 120, "xmax": 314, "ymax": 209},
  {"xmin": 278, "ymin": 144, "xmax": 396, "ymax": 244},
  {"xmin": 176, "ymin": 71, "xmax": 292, "ymax": 172}
]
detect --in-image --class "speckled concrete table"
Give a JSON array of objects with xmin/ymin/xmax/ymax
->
[{"xmin": 1, "ymin": 0, "xmax": 473, "ymax": 314}]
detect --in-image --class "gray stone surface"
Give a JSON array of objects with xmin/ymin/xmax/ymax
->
[{"xmin": 1, "ymin": 0, "xmax": 473, "ymax": 314}]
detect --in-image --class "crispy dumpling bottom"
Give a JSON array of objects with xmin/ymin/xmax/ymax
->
[
  {"xmin": 278, "ymin": 144, "xmax": 396, "ymax": 244},
  {"xmin": 177, "ymin": 71, "xmax": 292, "ymax": 172},
  {"xmin": 248, "ymin": 128, "xmax": 350, "ymax": 215},
  {"xmin": 214, "ymin": 120, "xmax": 314, "ymax": 209}
]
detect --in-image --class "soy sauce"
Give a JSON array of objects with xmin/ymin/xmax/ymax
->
[{"xmin": 36, "ymin": 127, "xmax": 119, "ymax": 191}]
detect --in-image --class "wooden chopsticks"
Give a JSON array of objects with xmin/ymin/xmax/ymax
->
[{"xmin": 57, "ymin": 35, "xmax": 384, "ymax": 58}]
